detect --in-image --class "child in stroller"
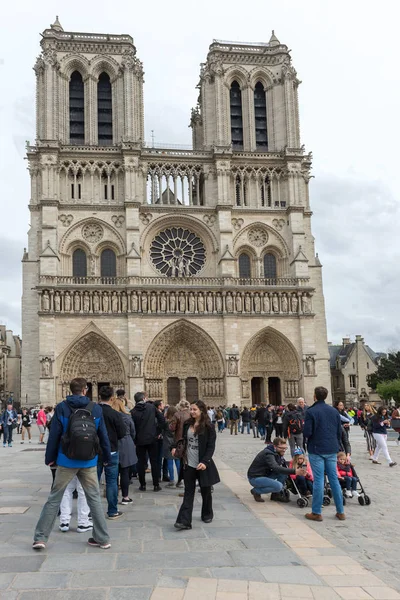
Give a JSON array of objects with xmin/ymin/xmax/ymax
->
[
  {"xmin": 287, "ymin": 448, "xmax": 314, "ymax": 507},
  {"xmin": 337, "ymin": 452, "xmax": 359, "ymax": 498}
]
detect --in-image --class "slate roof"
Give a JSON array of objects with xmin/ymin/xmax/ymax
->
[{"xmin": 329, "ymin": 341, "xmax": 386, "ymax": 369}]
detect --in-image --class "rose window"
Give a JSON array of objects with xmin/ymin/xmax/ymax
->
[
  {"xmin": 150, "ymin": 227, "xmax": 206, "ymax": 277},
  {"xmin": 82, "ymin": 223, "xmax": 104, "ymax": 243}
]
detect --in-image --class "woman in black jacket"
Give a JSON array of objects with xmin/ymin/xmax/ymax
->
[{"xmin": 174, "ymin": 400, "xmax": 220, "ymax": 530}]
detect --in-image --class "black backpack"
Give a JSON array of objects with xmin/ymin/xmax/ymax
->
[
  {"xmin": 288, "ymin": 414, "xmax": 303, "ymax": 435},
  {"xmin": 61, "ymin": 402, "xmax": 99, "ymax": 461}
]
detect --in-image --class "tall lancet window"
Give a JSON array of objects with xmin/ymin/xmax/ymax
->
[
  {"xmin": 98, "ymin": 72, "xmax": 113, "ymax": 145},
  {"xmin": 69, "ymin": 71, "xmax": 84, "ymax": 145},
  {"xmin": 230, "ymin": 81, "xmax": 243, "ymax": 150},
  {"xmin": 254, "ymin": 82, "xmax": 268, "ymax": 150}
]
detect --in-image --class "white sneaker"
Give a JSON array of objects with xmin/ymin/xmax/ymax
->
[
  {"xmin": 77, "ymin": 524, "xmax": 93, "ymax": 533},
  {"xmin": 352, "ymin": 491, "xmax": 359, "ymax": 498},
  {"xmin": 59, "ymin": 523, "xmax": 70, "ymax": 532},
  {"xmin": 344, "ymin": 490, "xmax": 352, "ymax": 498}
]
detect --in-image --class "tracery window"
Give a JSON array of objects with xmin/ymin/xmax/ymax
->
[
  {"xmin": 72, "ymin": 248, "xmax": 87, "ymax": 277},
  {"xmin": 263, "ymin": 253, "xmax": 277, "ymax": 279},
  {"xmin": 235, "ymin": 175, "xmax": 247, "ymax": 207},
  {"xmin": 230, "ymin": 81, "xmax": 243, "ymax": 150},
  {"xmin": 150, "ymin": 227, "xmax": 206, "ymax": 277},
  {"xmin": 69, "ymin": 71, "xmax": 84, "ymax": 145},
  {"xmin": 238, "ymin": 253, "xmax": 251, "ymax": 279},
  {"xmin": 101, "ymin": 249, "xmax": 117, "ymax": 278},
  {"xmin": 260, "ymin": 175, "xmax": 271, "ymax": 207},
  {"xmin": 254, "ymin": 82, "xmax": 268, "ymax": 150},
  {"xmin": 98, "ymin": 72, "xmax": 112, "ymax": 145}
]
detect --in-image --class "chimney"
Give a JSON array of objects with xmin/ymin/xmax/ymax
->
[
  {"xmin": 355, "ymin": 335, "xmax": 364, "ymax": 343},
  {"xmin": 342, "ymin": 337, "xmax": 351, "ymax": 346}
]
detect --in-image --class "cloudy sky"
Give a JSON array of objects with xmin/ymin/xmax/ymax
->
[{"xmin": 0, "ymin": 0, "xmax": 399, "ymax": 351}]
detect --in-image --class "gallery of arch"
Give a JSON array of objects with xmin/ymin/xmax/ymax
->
[{"xmin": 21, "ymin": 19, "xmax": 330, "ymax": 406}]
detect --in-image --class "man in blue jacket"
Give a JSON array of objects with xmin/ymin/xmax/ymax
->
[
  {"xmin": 303, "ymin": 386, "xmax": 345, "ymax": 522},
  {"xmin": 32, "ymin": 377, "xmax": 112, "ymax": 551},
  {"xmin": 1, "ymin": 401, "xmax": 18, "ymax": 447}
]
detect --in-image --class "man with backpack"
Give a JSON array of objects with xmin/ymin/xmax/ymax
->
[
  {"xmin": 283, "ymin": 403, "xmax": 304, "ymax": 457},
  {"xmin": 32, "ymin": 377, "xmax": 112, "ymax": 551}
]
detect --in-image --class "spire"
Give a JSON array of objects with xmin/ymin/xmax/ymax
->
[
  {"xmin": 269, "ymin": 30, "xmax": 280, "ymax": 46},
  {"xmin": 51, "ymin": 16, "xmax": 63, "ymax": 32}
]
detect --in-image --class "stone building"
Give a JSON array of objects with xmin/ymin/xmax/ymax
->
[
  {"xmin": 0, "ymin": 325, "xmax": 22, "ymax": 407},
  {"xmin": 21, "ymin": 18, "xmax": 331, "ymax": 407},
  {"xmin": 329, "ymin": 336, "xmax": 385, "ymax": 407}
]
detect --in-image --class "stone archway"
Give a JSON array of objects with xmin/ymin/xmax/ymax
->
[
  {"xmin": 144, "ymin": 319, "xmax": 225, "ymax": 405},
  {"xmin": 241, "ymin": 327, "xmax": 300, "ymax": 405},
  {"xmin": 60, "ymin": 331, "xmax": 126, "ymax": 400}
]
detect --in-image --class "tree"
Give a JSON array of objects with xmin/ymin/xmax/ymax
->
[
  {"xmin": 367, "ymin": 351, "xmax": 400, "ymax": 390},
  {"xmin": 376, "ymin": 379, "xmax": 400, "ymax": 404}
]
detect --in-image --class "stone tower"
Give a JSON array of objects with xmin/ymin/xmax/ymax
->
[{"xmin": 22, "ymin": 21, "xmax": 331, "ymax": 407}]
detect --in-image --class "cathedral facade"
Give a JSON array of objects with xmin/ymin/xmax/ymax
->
[{"xmin": 22, "ymin": 18, "xmax": 330, "ymax": 407}]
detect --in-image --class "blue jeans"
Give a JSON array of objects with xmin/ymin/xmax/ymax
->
[
  {"xmin": 3, "ymin": 424, "xmax": 13, "ymax": 444},
  {"xmin": 97, "ymin": 452, "xmax": 119, "ymax": 516},
  {"xmin": 248, "ymin": 473, "xmax": 287, "ymax": 495},
  {"xmin": 258, "ymin": 424, "xmax": 266, "ymax": 438},
  {"xmin": 241, "ymin": 422, "xmax": 250, "ymax": 434},
  {"xmin": 309, "ymin": 453, "xmax": 344, "ymax": 515},
  {"xmin": 167, "ymin": 458, "xmax": 181, "ymax": 482},
  {"xmin": 343, "ymin": 476, "xmax": 358, "ymax": 491}
]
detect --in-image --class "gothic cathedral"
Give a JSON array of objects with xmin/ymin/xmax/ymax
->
[{"xmin": 21, "ymin": 18, "xmax": 330, "ymax": 406}]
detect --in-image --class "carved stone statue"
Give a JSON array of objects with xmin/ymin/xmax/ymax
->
[
  {"xmin": 228, "ymin": 356, "xmax": 238, "ymax": 375},
  {"xmin": 54, "ymin": 293, "xmax": 61, "ymax": 312},
  {"xmin": 177, "ymin": 255, "xmax": 185, "ymax": 277},
  {"xmin": 103, "ymin": 293, "xmax": 109, "ymax": 313},
  {"xmin": 306, "ymin": 355, "xmax": 315, "ymax": 375},
  {"xmin": 151, "ymin": 293, "xmax": 157, "ymax": 313},
  {"xmin": 254, "ymin": 293, "xmax": 261, "ymax": 313},
  {"xmin": 207, "ymin": 293, "xmax": 213, "ymax": 313},
  {"xmin": 188, "ymin": 293, "xmax": 195, "ymax": 313},
  {"xmin": 84, "ymin": 292, "xmax": 91, "ymax": 312},
  {"xmin": 42, "ymin": 291, "xmax": 50, "ymax": 311},
  {"xmin": 112, "ymin": 292, "xmax": 118, "ymax": 312},
  {"xmin": 245, "ymin": 293, "xmax": 251, "ymax": 313},
  {"xmin": 90, "ymin": 254, "xmax": 96, "ymax": 276},
  {"xmin": 216, "ymin": 293, "xmax": 222, "ymax": 313},
  {"xmin": 63, "ymin": 292, "xmax": 70, "ymax": 312},
  {"xmin": 226, "ymin": 293, "xmax": 233, "ymax": 313},
  {"xmin": 236, "ymin": 293, "xmax": 242, "ymax": 312},
  {"xmin": 263, "ymin": 293, "xmax": 270, "ymax": 313},
  {"xmin": 198, "ymin": 293, "xmax": 204, "ymax": 313},
  {"xmin": 131, "ymin": 356, "xmax": 141, "ymax": 377},
  {"xmin": 74, "ymin": 293, "xmax": 80, "ymax": 312},
  {"xmin": 170, "ymin": 293, "xmax": 176, "ymax": 312},
  {"xmin": 179, "ymin": 293, "xmax": 186, "ymax": 312},
  {"xmin": 272, "ymin": 294, "xmax": 279, "ymax": 312},
  {"xmin": 302, "ymin": 294, "xmax": 311, "ymax": 313},
  {"xmin": 94, "ymin": 292, "xmax": 101, "ymax": 312},
  {"xmin": 42, "ymin": 357, "xmax": 51, "ymax": 377},
  {"xmin": 121, "ymin": 293, "xmax": 127, "ymax": 313},
  {"xmin": 291, "ymin": 293, "xmax": 298, "ymax": 313},
  {"xmin": 131, "ymin": 292, "xmax": 138, "ymax": 312},
  {"xmin": 141, "ymin": 293, "xmax": 148, "ymax": 312},
  {"xmin": 281, "ymin": 294, "xmax": 288, "ymax": 313},
  {"xmin": 241, "ymin": 379, "xmax": 250, "ymax": 398},
  {"xmin": 160, "ymin": 293, "xmax": 167, "ymax": 312}
]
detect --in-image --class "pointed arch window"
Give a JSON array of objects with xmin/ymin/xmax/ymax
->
[
  {"xmin": 101, "ymin": 249, "xmax": 116, "ymax": 278},
  {"xmin": 239, "ymin": 253, "xmax": 251, "ymax": 279},
  {"xmin": 254, "ymin": 82, "xmax": 268, "ymax": 150},
  {"xmin": 69, "ymin": 71, "xmax": 84, "ymax": 145},
  {"xmin": 230, "ymin": 81, "xmax": 243, "ymax": 150},
  {"xmin": 98, "ymin": 72, "xmax": 113, "ymax": 145},
  {"xmin": 72, "ymin": 248, "xmax": 87, "ymax": 278},
  {"xmin": 235, "ymin": 174, "xmax": 247, "ymax": 207},
  {"xmin": 260, "ymin": 175, "xmax": 271, "ymax": 207},
  {"xmin": 264, "ymin": 253, "xmax": 277, "ymax": 279}
]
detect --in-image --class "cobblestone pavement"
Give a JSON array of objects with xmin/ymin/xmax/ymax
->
[
  {"xmin": 218, "ymin": 425, "xmax": 400, "ymax": 593},
  {"xmin": 0, "ymin": 426, "xmax": 399, "ymax": 600}
]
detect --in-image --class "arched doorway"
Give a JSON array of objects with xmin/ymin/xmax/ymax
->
[
  {"xmin": 241, "ymin": 327, "xmax": 300, "ymax": 405},
  {"xmin": 144, "ymin": 319, "xmax": 225, "ymax": 406},
  {"xmin": 60, "ymin": 331, "xmax": 126, "ymax": 401}
]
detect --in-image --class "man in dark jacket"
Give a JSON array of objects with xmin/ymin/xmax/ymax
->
[
  {"xmin": 98, "ymin": 386, "xmax": 126, "ymax": 519},
  {"xmin": 229, "ymin": 404, "xmax": 240, "ymax": 435},
  {"xmin": 255, "ymin": 404, "xmax": 267, "ymax": 440},
  {"xmin": 282, "ymin": 403, "xmax": 304, "ymax": 457},
  {"xmin": 32, "ymin": 377, "xmax": 112, "ymax": 551},
  {"xmin": 131, "ymin": 391, "xmax": 165, "ymax": 491},
  {"xmin": 240, "ymin": 407, "xmax": 251, "ymax": 434},
  {"xmin": 247, "ymin": 437, "xmax": 306, "ymax": 502},
  {"xmin": 303, "ymin": 386, "xmax": 345, "ymax": 522}
]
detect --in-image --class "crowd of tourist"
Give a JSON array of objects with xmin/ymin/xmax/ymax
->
[{"xmin": 0, "ymin": 382, "xmax": 398, "ymax": 552}]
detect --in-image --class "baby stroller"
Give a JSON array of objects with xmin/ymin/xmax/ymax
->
[
  {"xmin": 286, "ymin": 477, "xmax": 310, "ymax": 508},
  {"xmin": 324, "ymin": 469, "xmax": 371, "ymax": 507}
]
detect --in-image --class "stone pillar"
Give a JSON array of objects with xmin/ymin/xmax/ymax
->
[{"xmin": 180, "ymin": 379, "xmax": 186, "ymax": 403}]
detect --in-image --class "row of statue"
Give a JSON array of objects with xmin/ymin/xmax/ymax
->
[
  {"xmin": 41, "ymin": 289, "xmax": 313, "ymax": 315},
  {"xmin": 145, "ymin": 378, "xmax": 224, "ymax": 399}
]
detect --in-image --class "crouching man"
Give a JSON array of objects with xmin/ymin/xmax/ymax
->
[{"xmin": 247, "ymin": 437, "xmax": 306, "ymax": 502}]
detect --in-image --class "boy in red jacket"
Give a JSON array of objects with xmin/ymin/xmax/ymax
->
[{"xmin": 337, "ymin": 452, "xmax": 359, "ymax": 498}]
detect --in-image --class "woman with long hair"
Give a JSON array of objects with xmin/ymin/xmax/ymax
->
[
  {"xmin": 273, "ymin": 408, "xmax": 284, "ymax": 438},
  {"xmin": 111, "ymin": 397, "xmax": 137, "ymax": 504},
  {"xmin": 173, "ymin": 400, "xmax": 220, "ymax": 530},
  {"xmin": 359, "ymin": 403, "xmax": 376, "ymax": 458},
  {"xmin": 371, "ymin": 406, "xmax": 397, "ymax": 467},
  {"xmin": 163, "ymin": 405, "xmax": 181, "ymax": 487}
]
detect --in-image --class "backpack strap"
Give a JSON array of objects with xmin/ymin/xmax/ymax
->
[{"xmin": 85, "ymin": 401, "xmax": 95, "ymax": 415}]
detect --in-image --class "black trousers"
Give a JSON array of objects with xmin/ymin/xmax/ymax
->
[
  {"xmin": 136, "ymin": 443, "xmax": 159, "ymax": 487},
  {"xmin": 120, "ymin": 465, "xmax": 130, "ymax": 498},
  {"xmin": 176, "ymin": 466, "xmax": 213, "ymax": 526},
  {"xmin": 275, "ymin": 424, "xmax": 283, "ymax": 437}
]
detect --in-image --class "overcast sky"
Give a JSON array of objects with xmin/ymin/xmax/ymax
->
[{"xmin": 0, "ymin": 0, "xmax": 399, "ymax": 351}]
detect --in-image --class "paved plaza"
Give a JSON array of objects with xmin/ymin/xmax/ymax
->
[{"xmin": 1, "ymin": 426, "xmax": 399, "ymax": 600}]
